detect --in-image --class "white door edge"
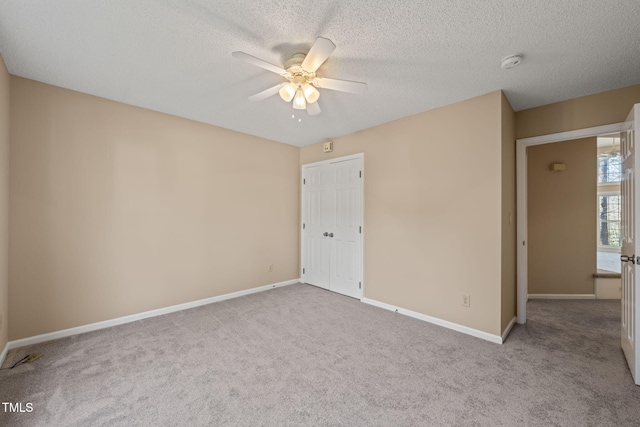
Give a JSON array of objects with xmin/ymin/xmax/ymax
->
[{"xmin": 516, "ymin": 123, "xmax": 625, "ymax": 324}]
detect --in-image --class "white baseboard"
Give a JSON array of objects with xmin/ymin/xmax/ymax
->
[
  {"xmin": 0, "ymin": 279, "xmax": 299, "ymax": 366},
  {"xmin": 361, "ymin": 298, "xmax": 504, "ymax": 344},
  {"xmin": 502, "ymin": 316, "xmax": 517, "ymax": 342},
  {"xmin": 527, "ymin": 294, "xmax": 596, "ymax": 299}
]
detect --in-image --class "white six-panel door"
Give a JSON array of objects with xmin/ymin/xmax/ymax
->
[
  {"xmin": 303, "ymin": 164, "xmax": 331, "ymax": 289},
  {"xmin": 621, "ymin": 104, "xmax": 640, "ymax": 385},
  {"xmin": 329, "ymin": 158, "xmax": 363, "ymax": 298},
  {"xmin": 302, "ymin": 154, "xmax": 363, "ymax": 299}
]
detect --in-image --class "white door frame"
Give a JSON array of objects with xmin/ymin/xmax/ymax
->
[
  {"xmin": 301, "ymin": 153, "xmax": 365, "ymax": 298},
  {"xmin": 516, "ymin": 123, "xmax": 624, "ymax": 324}
]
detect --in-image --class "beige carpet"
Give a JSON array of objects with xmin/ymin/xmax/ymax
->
[{"xmin": 1, "ymin": 283, "xmax": 639, "ymax": 426}]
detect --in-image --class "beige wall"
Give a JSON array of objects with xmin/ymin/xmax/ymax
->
[
  {"xmin": 527, "ymin": 137, "xmax": 597, "ymax": 294},
  {"xmin": 501, "ymin": 93, "xmax": 516, "ymax": 330},
  {"xmin": 9, "ymin": 77, "xmax": 300, "ymax": 340},
  {"xmin": 301, "ymin": 91, "xmax": 509, "ymax": 336},
  {"xmin": 515, "ymin": 84, "xmax": 640, "ymax": 139},
  {"xmin": 0, "ymin": 55, "xmax": 9, "ymax": 350},
  {"xmin": 3, "ymin": 75, "xmax": 637, "ymax": 344}
]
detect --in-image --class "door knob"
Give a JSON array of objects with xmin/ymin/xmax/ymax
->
[
  {"xmin": 323, "ymin": 232, "xmax": 329, "ymax": 237},
  {"xmin": 328, "ymin": 233, "xmax": 334, "ymax": 237},
  {"xmin": 621, "ymin": 254, "xmax": 636, "ymax": 264}
]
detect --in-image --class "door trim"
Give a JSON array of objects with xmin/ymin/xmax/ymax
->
[
  {"xmin": 516, "ymin": 123, "xmax": 624, "ymax": 324},
  {"xmin": 301, "ymin": 153, "xmax": 365, "ymax": 298}
]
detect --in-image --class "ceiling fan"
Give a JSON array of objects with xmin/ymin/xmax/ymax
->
[{"xmin": 232, "ymin": 37, "xmax": 367, "ymax": 116}]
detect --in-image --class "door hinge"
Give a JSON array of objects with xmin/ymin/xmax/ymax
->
[
  {"xmin": 359, "ymin": 281, "xmax": 362, "ymax": 289},
  {"xmin": 303, "ymin": 223, "xmax": 305, "ymax": 229},
  {"xmin": 359, "ymin": 226, "xmax": 362, "ymax": 234},
  {"xmin": 303, "ymin": 268, "xmax": 305, "ymax": 274},
  {"xmin": 303, "ymin": 178, "xmax": 306, "ymax": 185},
  {"xmin": 359, "ymin": 170, "xmax": 362, "ymax": 178}
]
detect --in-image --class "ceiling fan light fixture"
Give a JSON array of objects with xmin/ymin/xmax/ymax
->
[
  {"xmin": 302, "ymin": 84, "xmax": 320, "ymax": 104},
  {"xmin": 233, "ymin": 37, "xmax": 367, "ymax": 117},
  {"xmin": 293, "ymin": 88, "xmax": 307, "ymax": 110},
  {"xmin": 279, "ymin": 83, "xmax": 296, "ymax": 102}
]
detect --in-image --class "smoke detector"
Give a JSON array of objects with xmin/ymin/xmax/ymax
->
[{"xmin": 501, "ymin": 54, "xmax": 523, "ymax": 69}]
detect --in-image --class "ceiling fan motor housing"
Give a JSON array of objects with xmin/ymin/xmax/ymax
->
[
  {"xmin": 284, "ymin": 53, "xmax": 318, "ymax": 88},
  {"xmin": 284, "ymin": 53, "xmax": 306, "ymax": 70}
]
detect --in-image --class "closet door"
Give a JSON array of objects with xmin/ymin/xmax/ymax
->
[
  {"xmin": 303, "ymin": 164, "xmax": 331, "ymax": 289},
  {"xmin": 302, "ymin": 155, "xmax": 363, "ymax": 298},
  {"xmin": 329, "ymin": 159, "xmax": 362, "ymax": 298}
]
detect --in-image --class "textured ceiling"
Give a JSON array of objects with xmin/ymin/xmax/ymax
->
[{"xmin": 1, "ymin": 1, "xmax": 639, "ymax": 147}]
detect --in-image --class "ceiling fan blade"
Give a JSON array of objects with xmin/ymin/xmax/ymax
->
[
  {"xmin": 307, "ymin": 101, "xmax": 321, "ymax": 116},
  {"xmin": 248, "ymin": 83, "xmax": 285, "ymax": 102},
  {"xmin": 315, "ymin": 77, "xmax": 367, "ymax": 94},
  {"xmin": 232, "ymin": 51, "xmax": 288, "ymax": 76},
  {"xmin": 301, "ymin": 37, "xmax": 336, "ymax": 73}
]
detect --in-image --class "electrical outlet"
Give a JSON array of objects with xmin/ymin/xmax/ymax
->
[
  {"xmin": 268, "ymin": 264, "xmax": 273, "ymax": 272},
  {"xmin": 462, "ymin": 294, "xmax": 470, "ymax": 307}
]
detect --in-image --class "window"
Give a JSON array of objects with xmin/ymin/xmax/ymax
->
[
  {"xmin": 597, "ymin": 153, "xmax": 622, "ymax": 250},
  {"xmin": 597, "ymin": 141, "xmax": 621, "ymax": 272},
  {"xmin": 598, "ymin": 193, "xmax": 621, "ymax": 248},
  {"xmin": 598, "ymin": 155, "xmax": 622, "ymax": 183}
]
